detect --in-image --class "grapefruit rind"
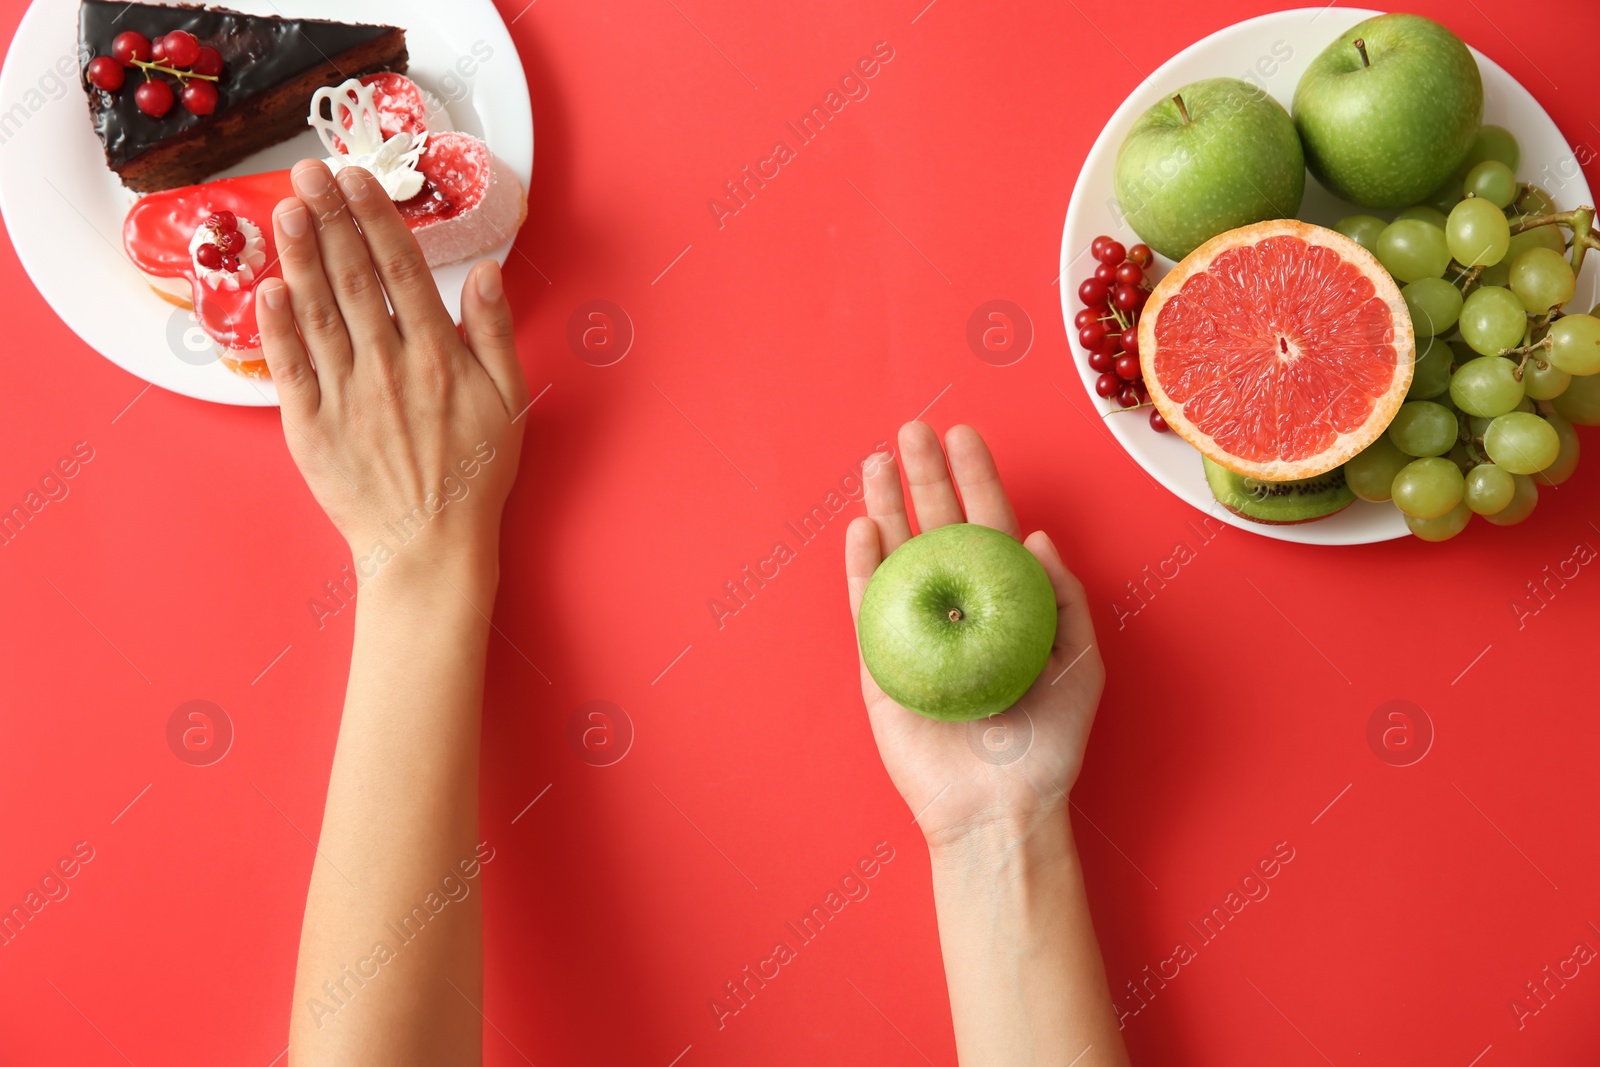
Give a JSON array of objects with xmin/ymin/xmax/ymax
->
[{"xmin": 1138, "ymin": 219, "xmax": 1414, "ymax": 481}]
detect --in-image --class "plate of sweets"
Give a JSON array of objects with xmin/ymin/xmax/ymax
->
[
  {"xmin": 0, "ymin": 0, "xmax": 534, "ymax": 406},
  {"xmin": 1060, "ymin": 8, "xmax": 1599, "ymax": 543}
]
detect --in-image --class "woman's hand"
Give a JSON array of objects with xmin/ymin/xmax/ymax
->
[
  {"xmin": 846, "ymin": 423, "xmax": 1129, "ymax": 1067},
  {"xmin": 256, "ymin": 159, "xmax": 528, "ymax": 595},
  {"xmin": 845, "ymin": 421, "xmax": 1106, "ymax": 851},
  {"xmin": 261, "ymin": 159, "xmax": 529, "ymax": 1065}
]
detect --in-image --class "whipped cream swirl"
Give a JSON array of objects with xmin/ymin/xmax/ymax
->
[{"xmin": 190, "ymin": 217, "xmax": 267, "ymax": 291}]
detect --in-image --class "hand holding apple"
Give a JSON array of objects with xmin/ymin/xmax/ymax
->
[{"xmin": 844, "ymin": 422, "xmax": 1105, "ymax": 849}]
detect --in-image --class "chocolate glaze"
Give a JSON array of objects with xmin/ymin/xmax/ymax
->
[{"xmin": 79, "ymin": 1, "xmax": 403, "ymax": 170}]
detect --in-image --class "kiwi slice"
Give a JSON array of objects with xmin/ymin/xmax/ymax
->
[{"xmin": 1202, "ymin": 457, "xmax": 1355, "ymax": 525}]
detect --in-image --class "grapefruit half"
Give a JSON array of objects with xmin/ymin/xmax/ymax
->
[{"xmin": 1138, "ymin": 219, "xmax": 1413, "ymax": 481}]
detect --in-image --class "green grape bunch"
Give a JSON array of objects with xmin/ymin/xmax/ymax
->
[{"xmin": 1334, "ymin": 124, "xmax": 1600, "ymax": 542}]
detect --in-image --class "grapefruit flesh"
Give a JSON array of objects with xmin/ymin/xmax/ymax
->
[{"xmin": 1138, "ymin": 219, "xmax": 1413, "ymax": 481}]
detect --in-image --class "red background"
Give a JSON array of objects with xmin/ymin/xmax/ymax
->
[{"xmin": 3, "ymin": 0, "xmax": 1600, "ymax": 1063}]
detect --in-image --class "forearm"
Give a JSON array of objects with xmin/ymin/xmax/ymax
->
[
  {"xmin": 289, "ymin": 561, "xmax": 495, "ymax": 1065},
  {"xmin": 930, "ymin": 813, "xmax": 1130, "ymax": 1067}
]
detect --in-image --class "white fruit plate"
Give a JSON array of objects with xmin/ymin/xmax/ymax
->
[
  {"xmin": 1060, "ymin": 7, "xmax": 1597, "ymax": 545},
  {"xmin": 0, "ymin": 0, "xmax": 534, "ymax": 407}
]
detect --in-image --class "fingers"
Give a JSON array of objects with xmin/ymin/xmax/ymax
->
[
  {"xmin": 255, "ymin": 278, "xmax": 318, "ymax": 417},
  {"xmin": 844, "ymin": 515, "xmax": 883, "ymax": 627},
  {"xmin": 862, "ymin": 450, "xmax": 912, "ymax": 555},
  {"xmin": 844, "ymin": 516, "xmax": 889, "ymax": 704},
  {"xmin": 1024, "ymin": 530, "xmax": 1097, "ymax": 652},
  {"xmin": 944, "ymin": 425, "xmax": 1019, "ymax": 537},
  {"xmin": 332, "ymin": 167, "xmax": 451, "ymax": 340},
  {"xmin": 273, "ymin": 196, "xmax": 353, "ymax": 382},
  {"xmin": 460, "ymin": 261, "xmax": 528, "ymax": 417},
  {"xmin": 898, "ymin": 421, "xmax": 964, "ymax": 530},
  {"xmin": 289, "ymin": 160, "xmax": 400, "ymax": 354}
]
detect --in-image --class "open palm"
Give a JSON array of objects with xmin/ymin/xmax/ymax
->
[{"xmin": 845, "ymin": 422, "xmax": 1106, "ymax": 848}]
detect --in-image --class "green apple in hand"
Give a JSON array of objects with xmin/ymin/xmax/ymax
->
[
  {"xmin": 857, "ymin": 523, "xmax": 1057, "ymax": 721},
  {"xmin": 1293, "ymin": 13, "xmax": 1482, "ymax": 208},
  {"xmin": 1114, "ymin": 77, "xmax": 1305, "ymax": 261}
]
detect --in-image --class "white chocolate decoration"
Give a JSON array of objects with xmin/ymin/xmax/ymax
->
[{"xmin": 309, "ymin": 78, "xmax": 428, "ymax": 202}]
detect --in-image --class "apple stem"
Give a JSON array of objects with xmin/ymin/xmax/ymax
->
[
  {"xmin": 1172, "ymin": 93, "xmax": 1192, "ymax": 126},
  {"xmin": 1353, "ymin": 37, "xmax": 1371, "ymax": 67},
  {"xmin": 947, "ymin": 608, "xmax": 963, "ymax": 622}
]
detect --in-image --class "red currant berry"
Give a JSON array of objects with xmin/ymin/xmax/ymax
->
[
  {"xmin": 1078, "ymin": 322, "xmax": 1106, "ymax": 347},
  {"xmin": 1074, "ymin": 308, "xmax": 1097, "ymax": 330},
  {"xmin": 1149, "ymin": 409, "xmax": 1169, "ymax": 432},
  {"xmin": 1091, "ymin": 235, "xmax": 1111, "ymax": 257},
  {"xmin": 134, "ymin": 79, "xmax": 174, "ymax": 117},
  {"xmin": 196, "ymin": 243, "xmax": 223, "ymax": 269},
  {"xmin": 1095, "ymin": 240, "xmax": 1126, "ymax": 265},
  {"xmin": 1117, "ymin": 385, "xmax": 1139, "ymax": 408},
  {"xmin": 1132, "ymin": 287, "xmax": 1149, "ymax": 310},
  {"xmin": 1119, "ymin": 328, "xmax": 1139, "ymax": 357},
  {"xmin": 1133, "ymin": 379, "xmax": 1148, "ymax": 399},
  {"xmin": 192, "ymin": 45, "xmax": 224, "ymax": 78},
  {"xmin": 1113, "ymin": 284, "xmax": 1140, "ymax": 312},
  {"xmin": 1088, "ymin": 350, "xmax": 1114, "ymax": 373},
  {"xmin": 112, "ymin": 31, "xmax": 151, "ymax": 66},
  {"xmin": 1115, "ymin": 262, "xmax": 1143, "ymax": 286},
  {"xmin": 1078, "ymin": 278, "xmax": 1108, "ymax": 307},
  {"xmin": 221, "ymin": 253, "xmax": 241, "ymax": 272},
  {"xmin": 1093, "ymin": 262, "xmax": 1116, "ymax": 286},
  {"xmin": 87, "ymin": 56, "xmax": 124, "ymax": 91},
  {"xmin": 215, "ymin": 228, "xmax": 245, "ymax": 254},
  {"xmin": 181, "ymin": 80, "xmax": 218, "ymax": 116},
  {"xmin": 1090, "ymin": 333, "xmax": 1119, "ymax": 357},
  {"xmin": 1095, "ymin": 373, "xmax": 1120, "ymax": 398},
  {"xmin": 162, "ymin": 31, "xmax": 200, "ymax": 68},
  {"xmin": 205, "ymin": 210, "xmax": 237, "ymax": 232},
  {"xmin": 1128, "ymin": 244, "xmax": 1153, "ymax": 267},
  {"xmin": 150, "ymin": 36, "xmax": 167, "ymax": 63},
  {"xmin": 1115, "ymin": 355, "xmax": 1141, "ymax": 381}
]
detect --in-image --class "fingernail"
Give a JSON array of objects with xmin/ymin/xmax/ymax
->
[
  {"xmin": 475, "ymin": 260, "xmax": 503, "ymax": 302},
  {"xmin": 293, "ymin": 165, "xmax": 330, "ymax": 196},
  {"xmin": 336, "ymin": 168, "xmax": 369, "ymax": 201},
  {"xmin": 260, "ymin": 279, "xmax": 286, "ymax": 310},
  {"xmin": 278, "ymin": 203, "xmax": 309, "ymax": 238}
]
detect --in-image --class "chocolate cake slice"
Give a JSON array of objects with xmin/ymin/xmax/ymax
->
[{"xmin": 79, "ymin": 1, "xmax": 407, "ymax": 193}]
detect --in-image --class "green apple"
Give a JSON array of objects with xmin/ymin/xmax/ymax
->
[
  {"xmin": 1293, "ymin": 13, "xmax": 1482, "ymax": 209},
  {"xmin": 1113, "ymin": 77, "xmax": 1305, "ymax": 261},
  {"xmin": 857, "ymin": 523, "xmax": 1056, "ymax": 722}
]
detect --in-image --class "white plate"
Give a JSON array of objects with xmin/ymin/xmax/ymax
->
[
  {"xmin": 1060, "ymin": 7, "xmax": 1597, "ymax": 545},
  {"xmin": 0, "ymin": 0, "xmax": 533, "ymax": 407}
]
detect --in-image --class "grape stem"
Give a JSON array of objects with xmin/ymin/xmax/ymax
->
[
  {"xmin": 1507, "ymin": 208, "xmax": 1587, "ymax": 234},
  {"xmin": 1570, "ymin": 208, "xmax": 1595, "ymax": 275},
  {"xmin": 1506, "ymin": 205, "xmax": 1597, "ymax": 276},
  {"xmin": 1451, "ymin": 262, "xmax": 1484, "ymax": 296},
  {"xmin": 1500, "ymin": 335, "xmax": 1553, "ymax": 375},
  {"xmin": 1530, "ymin": 307, "xmax": 1565, "ymax": 333}
]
